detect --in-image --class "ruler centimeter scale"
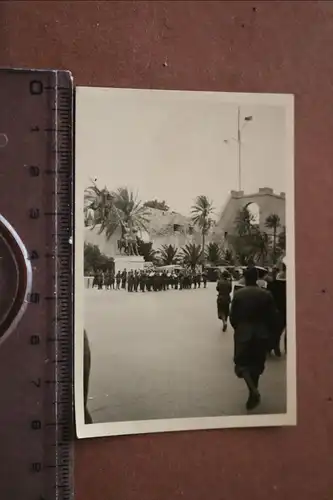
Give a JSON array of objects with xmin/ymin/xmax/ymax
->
[{"xmin": 0, "ymin": 69, "xmax": 73, "ymax": 499}]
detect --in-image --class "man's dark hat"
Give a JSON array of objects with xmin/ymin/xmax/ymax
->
[{"xmin": 243, "ymin": 266, "xmax": 258, "ymax": 283}]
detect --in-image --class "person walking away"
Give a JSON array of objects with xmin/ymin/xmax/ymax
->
[
  {"xmin": 115, "ymin": 271, "xmax": 121, "ymax": 290},
  {"xmin": 83, "ymin": 330, "xmax": 92, "ymax": 424},
  {"xmin": 267, "ymin": 266, "xmax": 286, "ymax": 355},
  {"xmin": 230, "ymin": 267, "xmax": 279, "ymax": 411},
  {"xmin": 216, "ymin": 271, "xmax": 232, "ymax": 332}
]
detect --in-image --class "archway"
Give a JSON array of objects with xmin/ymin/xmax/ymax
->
[{"xmin": 246, "ymin": 202, "xmax": 260, "ymax": 227}]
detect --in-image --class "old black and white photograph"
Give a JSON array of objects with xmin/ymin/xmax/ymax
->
[{"xmin": 75, "ymin": 87, "xmax": 295, "ymax": 438}]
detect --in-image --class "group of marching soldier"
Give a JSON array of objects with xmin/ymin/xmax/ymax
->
[{"xmin": 92, "ymin": 268, "xmax": 208, "ymax": 292}]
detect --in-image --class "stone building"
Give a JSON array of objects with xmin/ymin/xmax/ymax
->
[
  {"xmin": 216, "ymin": 187, "xmax": 286, "ymax": 239},
  {"xmin": 84, "ymin": 187, "xmax": 285, "ymax": 260}
]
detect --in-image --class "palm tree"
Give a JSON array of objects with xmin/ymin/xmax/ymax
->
[
  {"xmin": 205, "ymin": 242, "xmax": 222, "ymax": 266},
  {"xmin": 223, "ymin": 249, "xmax": 235, "ymax": 265},
  {"xmin": 253, "ymin": 231, "xmax": 270, "ymax": 266},
  {"xmin": 84, "ymin": 183, "xmax": 116, "ymax": 235},
  {"xmin": 137, "ymin": 239, "xmax": 158, "ymax": 263},
  {"xmin": 277, "ymin": 226, "xmax": 286, "ymax": 253},
  {"xmin": 86, "ymin": 184, "xmax": 151, "ymax": 241},
  {"xmin": 265, "ymin": 214, "xmax": 281, "ymax": 263},
  {"xmin": 181, "ymin": 243, "xmax": 202, "ymax": 270},
  {"xmin": 191, "ymin": 195, "xmax": 214, "ymax": 255},
  {"xmin": 235, "ymin": 206, "xmax": 256, "ymax": 236},
  {"xmin": 158, "ymin": 244, "xmax": 179, "ymax": 265},
  {"xmin": 112, "ymin": 187, "xmax": 151, "ymax": 239}
]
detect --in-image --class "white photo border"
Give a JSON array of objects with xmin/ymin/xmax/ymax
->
[{"xmin": 74, "ymin": 88, "xmax": 296, "ymax": 439}]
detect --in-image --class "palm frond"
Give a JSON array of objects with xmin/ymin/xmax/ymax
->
[{"xmin": 181, "ymin": 243, "xmax": 203, "ymax": 269}]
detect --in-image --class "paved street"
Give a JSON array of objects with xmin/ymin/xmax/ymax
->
[{"xmin": 84, "ymin": 283, "xmax": 286, "ymax": 424}]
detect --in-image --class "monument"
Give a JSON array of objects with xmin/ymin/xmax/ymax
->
[
  {"xmin": 84, "ymin": 223, "xmax": 145, "ymax": 274},
  {"xmin": 113, "ymin": 223, "xmax": 145, "ymax": 273}
]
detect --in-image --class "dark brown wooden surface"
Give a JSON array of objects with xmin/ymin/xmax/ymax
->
[{"xmin": 1, "ymin": 1, "xmax": 333, "ymax": 499}]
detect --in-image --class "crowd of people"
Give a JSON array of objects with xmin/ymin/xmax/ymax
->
[
  {"xmin": 84, "ymin": 262, "xmax": 288, "ymax": 420},
  {"xmin": 90, "ymin": 268, "xmax": 208, "ymax": 292},
  {"xmin": 215, "ymin": 264, "xmax": 287, "ymax": 411}
]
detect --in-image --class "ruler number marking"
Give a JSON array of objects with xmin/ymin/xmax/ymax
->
[
  {"xmin": 27, "ymin": 293, "xmax": 40, "ymax": 304},
  {"xmin": 29, "ymin": 80, "xmax": 43, "ymax": 95},
  {"xmin": 31, "ymin": 462, "xmax": 42, "ymax": 473},
  {"xmin": 31, "ymin": 378, "xmax": 41, "ymax": 388},
  {"xmin": 17, "ymin": 73, "xmax": 74, "ymax": 497},
  {"xmin": 28, "ymin": 165, "xmax": 40, "ymax": 177},
  {"xmin": 31, "ymin": 420, "xmax": 42, "ymax": 430},
  {"xmin": 30, "ymin": 334, "xmax": 41, "ymax": 345},
  {"xmin": 29, "ymin": 208, "xmax": 40, "ymax": 219}
]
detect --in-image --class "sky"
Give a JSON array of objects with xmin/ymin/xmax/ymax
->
[{"xmin": 76, "ymin": 88, "xmax": 289, "ymax": 219}]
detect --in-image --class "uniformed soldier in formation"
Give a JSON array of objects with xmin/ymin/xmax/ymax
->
[
  {"xmin": 133, "ymin": 271, "xmax": 140, "ymax": 292},
  {"xmin": 146, "ymin": 272, "xmax": 153, "ymax": 291},
  {"xmin": 202, "ymin": 271, "xmax": 208, "ymax": 288},
  {"xmin": 97, "ymin": 270, "xmax": 103, "ymax": 289},
  {"xmin": 115, "ymin": 271, "xmax": 121, "ymax": 290},
  {"xmin": 173, "ymin": 272, "xmax": 179, "ymax": 290},
  {"xmin": 162, "ymin": 271, "xmax": 167, "ymax": 291},
  {"xmin": 89, "ymin": 266, "xmax": 215, "ymax": 294},
  {"xmin": 121, "ymin": 269, "xmax": 127, "ymax": 289},
  {"xmin": 127, "ymin": 271, "xmax": 134, "ymax": 292},
  {"xmin": 139, "ymin": 271, "xmax": 146, "ymax": 292},
  {"xmin": 104, "ymin": 270, "xmax": 112, "ymax": 290},
  {"xmin": 110, "ymin": 272, "xmax": 115, "ymax": 290}
]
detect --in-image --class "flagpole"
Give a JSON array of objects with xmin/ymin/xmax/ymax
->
[
  {"xmin": 224, "ymin": 110, "xmax": 252, "ymax": 192},
  {"xmin": 237, "ymin": 106, "xmax": 241, "ymax": 191}
]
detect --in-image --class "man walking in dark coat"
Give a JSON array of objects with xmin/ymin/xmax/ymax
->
[
  {"xmin": 230, "ymin": 267, "xmax": 279, "ymax": 411},
  {"xmin": 267, "ymin": 266, "xmax": 286, "ymax": 356},
  {"xmin": 216, "ymin": 271, "xmax": 232, "ymax": 332}
]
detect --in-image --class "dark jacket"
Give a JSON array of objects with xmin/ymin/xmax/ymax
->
[
  {"xmin": 267, "ymin": 279, "xmax": 286, "ymax": 316},
  {"xmin": 216, "ymin": 279, "xmax": 232, "ymax": 299},
  {"xmin": 230, "ymin": 285, "xmax": 279, "ymax": 342}
]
